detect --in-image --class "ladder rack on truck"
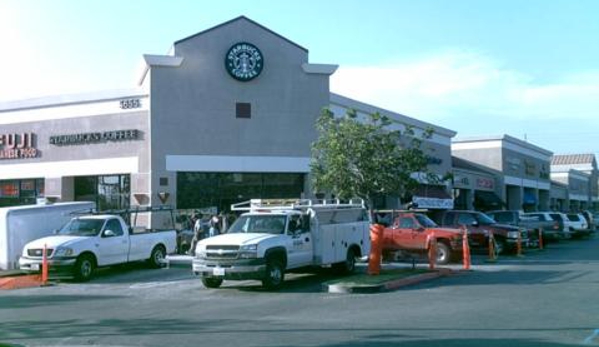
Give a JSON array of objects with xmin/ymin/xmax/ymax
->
[
  {"xmin": 231, "ymin": 199, "xmax": 365, "ymax": 212},
  {"xmin": 70, "ymin": 205, "xmax": 176, "ymax": 233}
]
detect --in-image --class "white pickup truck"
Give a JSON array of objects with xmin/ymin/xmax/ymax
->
[
  {"xmin": 19, "ymin": 209, "xmax": 177, "ymax": 281},
  {"xmin": 192, "ymin": 199, "xmax": 371, "ymax": 290}
]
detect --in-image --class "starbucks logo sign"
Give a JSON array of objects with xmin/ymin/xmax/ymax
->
[{"xmin": 225, "ymin": 42, "xmax": 263, "ymax": 82}]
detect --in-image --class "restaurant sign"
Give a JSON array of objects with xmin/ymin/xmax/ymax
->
[{"xmin": 0, "ymin": 133, "xmax": 38, "ymax": 160}]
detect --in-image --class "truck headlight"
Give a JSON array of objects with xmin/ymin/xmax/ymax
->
[
  {"xmin": 239, "ymin": 244, "xmax": 258, "ymax": 259},
  {"xmin": 507, "ymin": 231, "xmax": 520, "ymax": 239},
  {"xmin": 54, "ymin": 247, "xmax": 74, "ymax": 257},
  {"xmin": 195, "ymin": 246, "xmax": 207, "ymax": 259}
]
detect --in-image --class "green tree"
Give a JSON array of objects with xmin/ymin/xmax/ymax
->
[{"xmin": 310, "ymin": 107, "xmax": 439, "ymax": 210}]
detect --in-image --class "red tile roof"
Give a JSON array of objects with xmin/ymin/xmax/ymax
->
[{"xmin": 551, "ymin": 154, "xmax": 596, "ymax": 165}]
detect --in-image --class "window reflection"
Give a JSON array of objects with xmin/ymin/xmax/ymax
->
[{"xmin": 74, "ymin": 175, "xmax": 130, "ymax": 211}]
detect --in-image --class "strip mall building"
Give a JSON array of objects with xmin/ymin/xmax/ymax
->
[{"xmin": 0, "ymin": 16, "xmax": 456, "ymax": 214}]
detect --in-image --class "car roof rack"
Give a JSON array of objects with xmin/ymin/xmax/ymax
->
[{"xmin": 71, "ymin": 205, "xmax": 174, "ymax": 215}]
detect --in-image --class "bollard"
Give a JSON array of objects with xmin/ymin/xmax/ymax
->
[
  {"xmin": 538, "ymin": 228, "xmax": 544, "ymax": 250},
  {"xmin": 487, "ymin": 230, "xmax": 497, "ymax": 262},
  {"xmin": 42, "ymin": 243, "xmax": 48, "ymax": 286},
  {"xmin": 427, "ymin": 231, "xmax": 437, "ymax": 270},
  {"xmin": 368, "ymin": 224, "xmax": 384, "ymax": 275},
  {"xmin": 461, "ymin": 226, "xmax": 471, "ymax": 270}
]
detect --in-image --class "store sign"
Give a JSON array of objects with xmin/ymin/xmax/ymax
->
[
  {"xmin": 225, "ymin": 42, "xmax": 263, "ymax": 82},
  {"xmin": 524, "ymin": 160, "xmax": 536, "ymax": 177},
  {"xmin": 0, "ymin": 133, "xmax": 38, "ymax": 160},
  {"xmin": 506, "ymin": 157, "xmax": 521, "ymax": 172},
  {"xmin": 476, "ymin": 177, "xmax": 494, "ymax": 190},
  {"xmin": 412, "ymin": 196, "xmax": 454, "ymax": 209},
  {"xmin": 453, "ymin": 174, "xmax": 471, "ymax": 188},
  {"xmin": 50, "ymin": 129, "xmax": 140, "ymax": 146}
]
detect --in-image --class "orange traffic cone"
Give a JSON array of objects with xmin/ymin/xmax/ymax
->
[
  {"xmin": 487, "ymin": 230, "xmax": 497, "ymax": 263},
  {"xmin": 427, "ymin": 231, "xmax": 437, "ymax": 270},
  {"xmin": 516, "ymin": 230, "xmax": 523, "ymax": 257},
  {"xmin": 368, "ymin": 224, "xmax": 384, "ymax": 275},
  {"xmin": 462, "ymin": 226, "xmax": 471, "ymax": 270},
  {"xmin": 42, "ymin": 243, "xmax": 48, "ymax": 286}
]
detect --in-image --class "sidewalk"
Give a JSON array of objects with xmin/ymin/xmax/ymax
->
[{"xmin": 164, "ymin": 254, "xmax": 194, "ymax": 268}]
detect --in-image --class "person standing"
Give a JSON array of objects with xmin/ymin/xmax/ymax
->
[
  {"xmin": 188, "ymin": 214, "xmax": 204, "ymax": 255},
  {"xmin": 209, "ymin": 214, "xmax": 220, "ymax": 238}
]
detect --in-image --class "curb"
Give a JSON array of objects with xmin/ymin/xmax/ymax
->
[
  {"xmin": 163, "ymin": 255, "xmax": 193, "ymax": 269},
  {"xmin": 324, "ymin": 268, "xmax": 456, "ymax": 294},
  {"xmin": 0, "ymin": 274, "xmax": 48, "ymax": 290}
]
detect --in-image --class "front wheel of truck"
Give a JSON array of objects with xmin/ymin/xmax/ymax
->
[
  {"xmin": 262, "ymin": 259, "xmax": 285, "ymax": 290},
  {"xmin": 74, "ymin": 254, "xmax": 95, "ymax": 282},
  {"xmin": 201, "ymin": 277, "xmax": 223, "ymax": 288}
]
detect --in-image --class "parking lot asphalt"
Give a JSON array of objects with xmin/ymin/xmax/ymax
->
[{"xmin": 3, "ymin": 235, "xmax": 598, "ymax": 347}]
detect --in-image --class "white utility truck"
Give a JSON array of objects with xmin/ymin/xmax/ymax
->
[
  {"xmin": 0, "ymin": 201, "xmax": 95, "ymax": 270},
  {"xmin": 19, "ymin": 206, "xmax": 177, "ymax": 281},
  {"xmin": 192, "ymin": 199, "xmax": 371, "ymax": 290}
]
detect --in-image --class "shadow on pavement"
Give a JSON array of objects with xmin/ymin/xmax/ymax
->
[
  {"xmin": 271, "ymin": 337, "xmax": 587, "ymax": 347},
  {"xmin": 217, "ymin": 268, "xmax": 350, "ymax": 293},
  {"xmin": 0, "ymin": 318, "xmax": 593, "ymax": 347}
]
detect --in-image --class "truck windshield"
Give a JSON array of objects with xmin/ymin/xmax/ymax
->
[
  {"xmin": 415, "ymin": 214, "xmax": 438, "ymax": 228},
  {"xmin": 476, "ymin": 213, "xmax": 497, "ymax": 225},
  {"xmin": 57, "ymin": 218, "xmax": 105, "ymax": 237},
  {"xmin": 227, "ymin": 215, "xmax": 287, "ymax": 235}
]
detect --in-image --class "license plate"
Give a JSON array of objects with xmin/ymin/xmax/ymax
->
[
  {"xmin": 31, "ymin": 263, "xmax": 40, "ymax": 271},
  {"xmin": 213, "ymin": 267, "xmax": 225, "ymax": 276}
]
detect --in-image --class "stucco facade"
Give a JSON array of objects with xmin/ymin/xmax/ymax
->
[{"xmin": 452, "ymin": 135, "xmax": 553, "ymax": 211}]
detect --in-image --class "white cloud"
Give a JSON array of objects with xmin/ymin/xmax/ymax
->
[{"xmin": 330, "ymin": 50, "xmax": 599, "ymax": 124}]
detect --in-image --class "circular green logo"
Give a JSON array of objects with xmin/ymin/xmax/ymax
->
[{"xmin": 225, "ymin": 42, "xmax": 263, "ymax": 82}]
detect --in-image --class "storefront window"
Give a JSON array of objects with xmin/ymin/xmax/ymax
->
[
  {"xmin": 177, "ymin": 172, "xmax": 305, "ymax": 212},
  {"xmin": 0, "ymin": 181, "xmax": 19, "ymax": 198},
  {"xmin": 75, "ymin": 175, "xmax": 130, "ymax": 211},
  {"xmin": 0, "ymin": 178, "xmax": 44, "ymax": 207}
]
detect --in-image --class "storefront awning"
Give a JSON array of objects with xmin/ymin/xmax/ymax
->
[
  {"xmin": 411, "ymin": 185, "xmax": 454, "ymax": 209},
  {"xmin": 474, "ymin": 190, "xmax": 504, "ymax": 208},
  {"xmin": 523, "ymin": 192, "xmax": 537, "ymax": 205}
]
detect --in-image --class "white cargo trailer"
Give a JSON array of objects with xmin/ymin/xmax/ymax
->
[{"xmin": 0, "ymin": 201, "xmax": 95, "ymax": 270}]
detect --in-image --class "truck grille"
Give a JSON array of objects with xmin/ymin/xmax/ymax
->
[
  {"xmin": 27, "ymin": 248, "xmax": 53, "ymax": 258},
  {"xmin": 205, "ymin": 245, "xmax": 240, "ymax": 259}
]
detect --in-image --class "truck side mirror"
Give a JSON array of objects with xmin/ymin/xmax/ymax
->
[{"xmin": 103, "ymin": 230, "xmax": 116, "ymax": 238}]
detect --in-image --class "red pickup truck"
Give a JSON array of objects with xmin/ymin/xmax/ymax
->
[{"xmin": 378, "ymin": 211, "xmax": 463, "ymax": 264}]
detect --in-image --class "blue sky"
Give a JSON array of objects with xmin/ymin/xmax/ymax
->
[{"xmin": 1, "ymin": 0, "xmax": 598, "ymax": 156}]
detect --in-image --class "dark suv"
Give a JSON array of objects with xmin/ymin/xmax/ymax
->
[{"xmin": 432, "ymin": 210, "xmax": 529, "ymax": 255}]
